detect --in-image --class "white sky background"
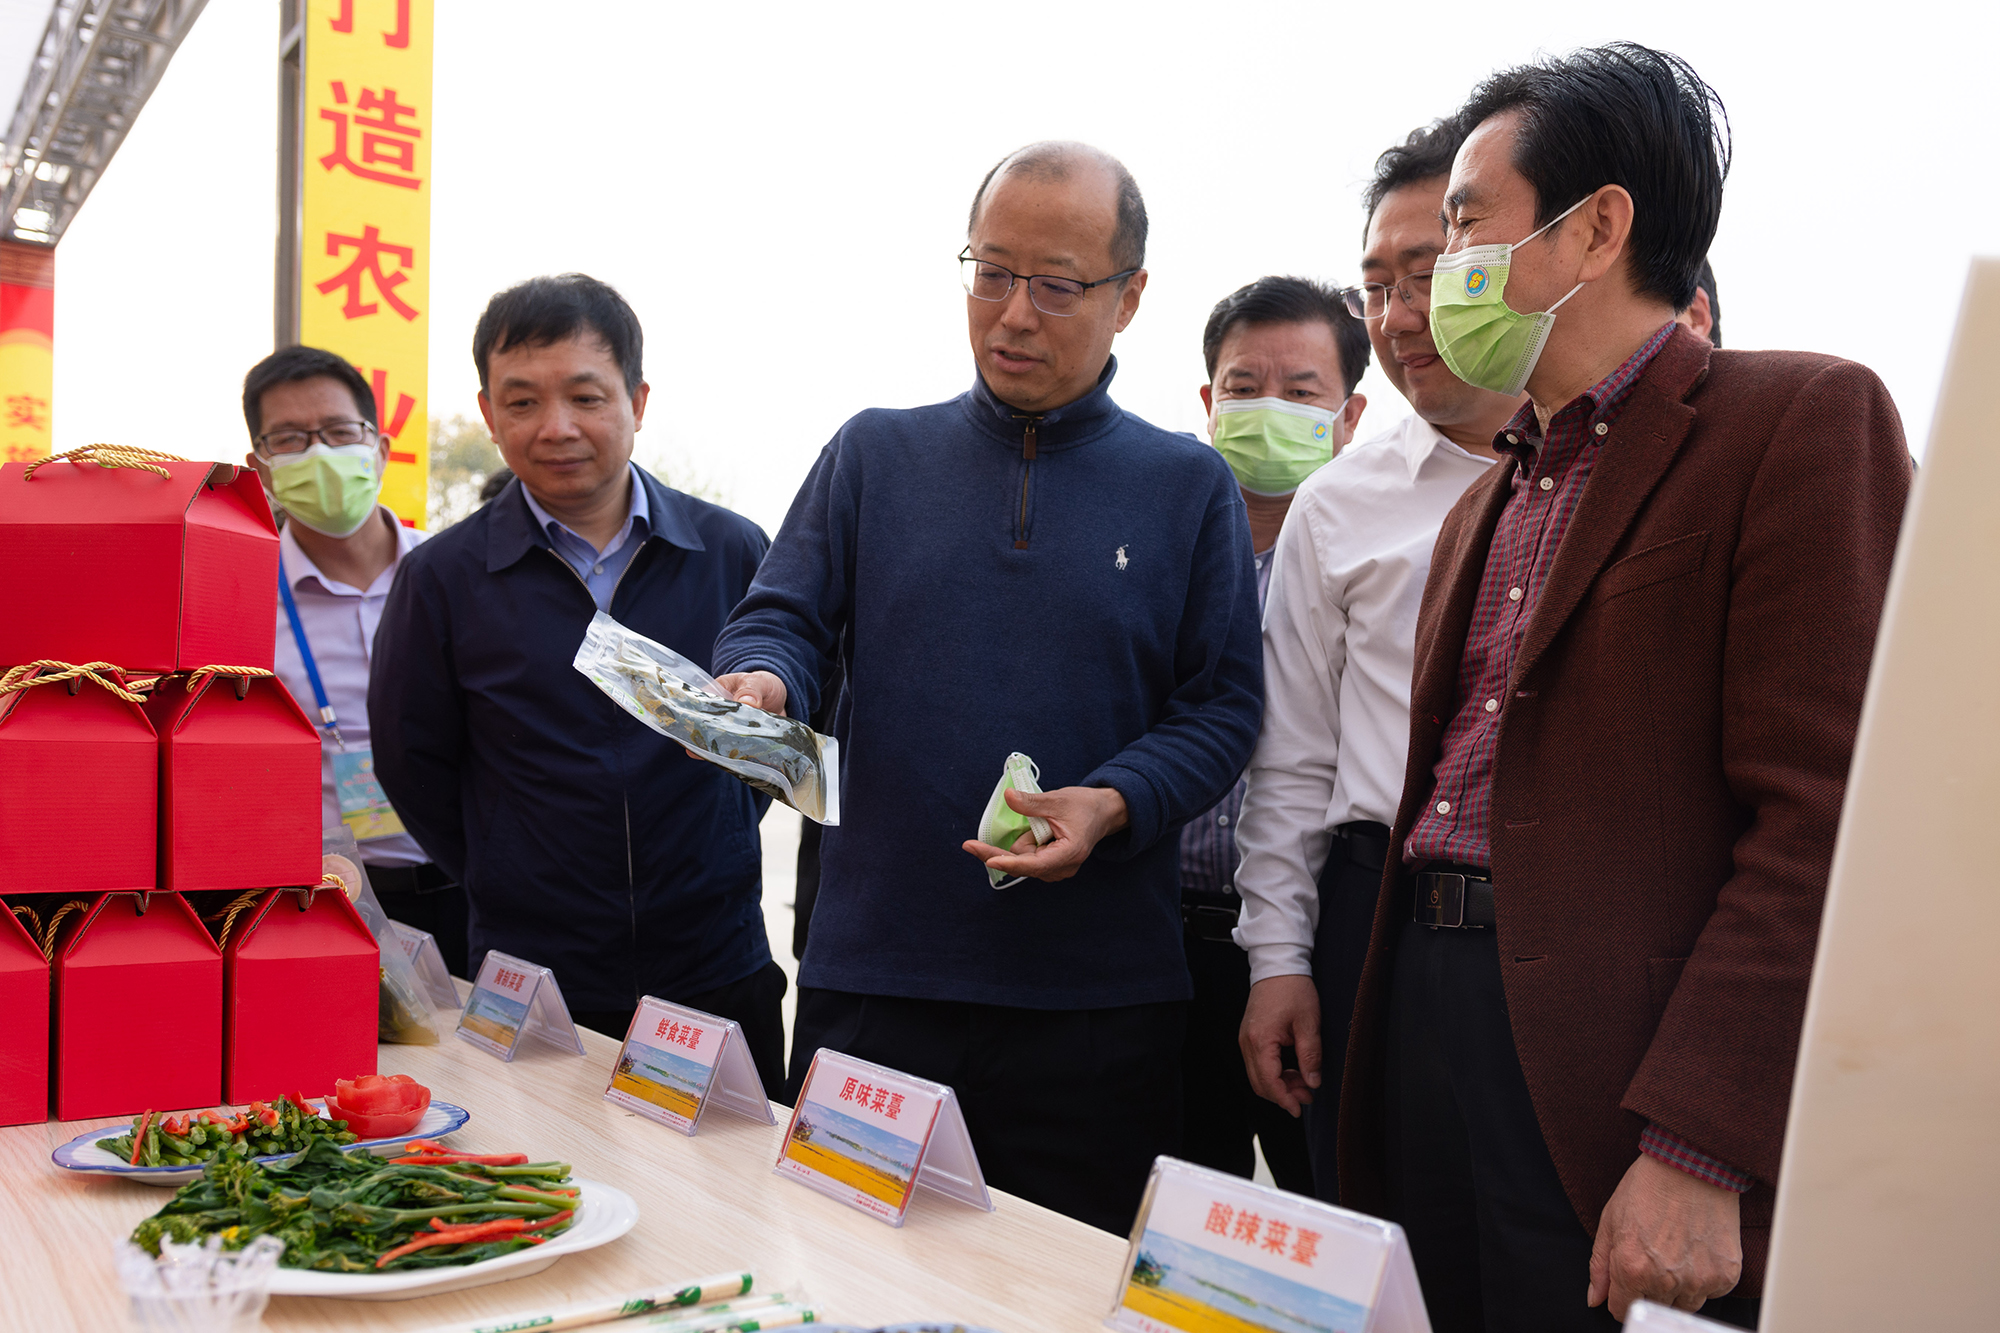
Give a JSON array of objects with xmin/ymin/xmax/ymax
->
[{"xmin": 49, "ymin": 0, "xmax": 2000, "ymax": 536}]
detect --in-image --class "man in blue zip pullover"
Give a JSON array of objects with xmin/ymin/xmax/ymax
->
[
  {"xmin": 712, "ymin": 143, "xmax": 1265, "ymax": 1233},
  {"xmin": 369, "ymin": 274, "xmax": 787, "ymax": 1094}
]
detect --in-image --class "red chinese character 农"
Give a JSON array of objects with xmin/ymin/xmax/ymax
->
[
  {"xmin": 1203, "ymin": 1202, "xmax": 1233, "ymax": 1236},
  {"xmin": 1233, "ymin": 1211, "xmax": 1262, "ymax": 1244},
  {"xmin": 1262, "ymin": 1219, "xmax": 1291, "ymax": 1253},
  {"xmin": 5, "ymin": 394, "xmax": 48, "ymax": 432},
  {"xmin": 870, "ymin": 1085, "xmax": 888, "ymax": 1112},
  {"xmin": 886, "ymin": 1093, "xmax": 904, "ymax": 1119},
  {"xmin": 318, "ymin": 81, "xmax": 422, "ymax": 189},
  {"xmin": 839, "ymin": 1077, "xmax": 857, "ymax": 1102},
  {"xmin": 316, "ymin": 225, "xmax": 420, "ymax": 320},
  {"xmin": 1291, "ymin": 1228, "xmax": 1321, "ymax": 1266}
]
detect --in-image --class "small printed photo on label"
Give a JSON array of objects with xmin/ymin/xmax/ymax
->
[
  {"xmin": 457, "ymin": 959, "xmax": 534, "ymax": 1057},
  {"xmin": 779, "ymin": 1061, "xmax": 929, "ymax": 1220},
  {"xmin": 607, "ymin": 1005, "xmax": 719, "ymax": 1130}
]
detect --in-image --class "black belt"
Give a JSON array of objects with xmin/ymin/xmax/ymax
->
[
  {"xmin": 1179, "ymin": 820, "xmax": 1393, "ymax": 942},
  {"xmin": 1338, "ymin": 820, "xmax": 1391, "ymax": 874},
  {"xmin": 1411, "ymin": 865, "xmax": 1495, "ymax": 929},
  {"xmin": 365, "ymin": 862, "xmax": 453, "ymax": 896}
]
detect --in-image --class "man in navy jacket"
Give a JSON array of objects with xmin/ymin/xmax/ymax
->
[
  {"xmin": 370, "ymin": 274, "xmax": 786, "ymax": 1092},
  {"xmin": 712, "ymin": 144, "xmax": 1265, "ymax": 1232}
]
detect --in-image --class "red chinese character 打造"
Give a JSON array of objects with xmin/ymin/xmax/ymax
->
[
  {"xmin": 1233, "ymin": 1210, "xmax": 1262, "ymax": 1244},
  {"xmin": 319, "ymin": 81, "xmax": 422, "ymax": 189},
  {"xmin": 5, "ymin": 394, "xmax": 48, "ymax": 432},
  {"xmin": 1262, "ymin": 1219, "xmax": 1291, "ymax": 1253},
  {"xmin": 1203, "ymin": 1202, "xmax": 1233, "ymax": 1236},
  {"xmin": 317, "ymin": 226, "xmax": 420, "ymax": 320},
  {"xmin": 1291, "ymin": 1228, "xmax": 1321, "ymax": 1266},
  {"xmin": 885, "ymin": 1092, "xmax": 904, "ymax": 1119},
  {"xmin": 839, "ymin": 1077, "xmax": 857, "ymax": 1102}
]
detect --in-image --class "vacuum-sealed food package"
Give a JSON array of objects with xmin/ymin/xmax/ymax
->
[{"xmin": 575, "ymin": 611, "xmax": 841, "ymax": 825}]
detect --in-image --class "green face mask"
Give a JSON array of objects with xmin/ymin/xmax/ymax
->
[
  {"xmin": 269, "ymin": 442, "xmax": 383, "ymax": 538},
  {"xmin": 1209, "ymin": 397, "xmax": 1346, "ymax": 496},
  {"xmin": 977, "ymin": 752, "xmax": 1052, "ymax": 890},
  {"xmin": 1427, "ymin": 194, "xmax": 1591, "ymax": 397}
]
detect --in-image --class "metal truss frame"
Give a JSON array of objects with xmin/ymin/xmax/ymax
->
[{"xmin": 0, "ymin": 0, "xmax": 209, "ymax": 247}]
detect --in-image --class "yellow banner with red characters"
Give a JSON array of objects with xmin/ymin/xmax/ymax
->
[
  {"xmin": 0, "ymin": 240, "xmax": 54, "ymax": 463},
  {"xmin": 298, "ymin": 0, "xmax": 431, "ymax": 527}
]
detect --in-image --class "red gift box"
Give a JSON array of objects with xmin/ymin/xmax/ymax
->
[
  {"xmin": 0, "ymin": 901, "xmax": 49, "ymax": 1126},
  {"xmin": 0, "ymin": 665, "xmax": 157, "ymax": 895},
  {"xmin": 51, "ymin": 891, "xmax": 221, "ymax": 1120},
  {"xmin": 220, "ymin": 885, "xmax": 378, "ymax": 1104},
  {"xmin": 0, "ymin": 448, "xmax": 278, "ymax": 674},
  {"xmin": 146, "ymin": 671, "xmax": 321, "ymax": 894}
]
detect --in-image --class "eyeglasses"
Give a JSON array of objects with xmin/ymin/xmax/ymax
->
[
  {"xmin": 1343, "ymin": 272, "xmax": 1434, "ymax": 321},
  {"xmin": 959, "ymin": 248, "xmax": 1140, "ymax": 317},
  {"xmin": 253, "ymin": 419, "xmax": 375, "ymax": 456}
]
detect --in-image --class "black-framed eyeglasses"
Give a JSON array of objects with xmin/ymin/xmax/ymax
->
[
  {"xmin": 1343, "ymin": 272, "xmax": 1434, "ymax": 321},
  {"xmin": 959, "ymin": 248, "xmax": 1139, "ymax": 317},
  {"xmin": 253, "ymin": 419, "xmax": 376, "ymax": 456}
]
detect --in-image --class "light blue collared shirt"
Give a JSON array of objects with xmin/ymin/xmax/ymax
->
[{"xmin": 520, "ymin": 462, "xmax": 652, "ymax": 611}]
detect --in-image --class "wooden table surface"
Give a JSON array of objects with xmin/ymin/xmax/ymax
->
[{"xmin": 2, "ymin": 1015, "xmax": 1130, "ymax": 1331}]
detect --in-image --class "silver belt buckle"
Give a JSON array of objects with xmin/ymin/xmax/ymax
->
[{"xmin": 1417, "ymin": 873, "xmax": 1466, "ymax": 929}]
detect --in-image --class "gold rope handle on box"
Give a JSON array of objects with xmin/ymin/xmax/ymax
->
[
  {"xmin": 0, "ymin": 661, "xmax": 149, "ymax": 704},
  {"xmin": 8, "ymin": 902, "xmax": 41, "ymax": 945},
  {"xmin": 34, "ymin": 899, "xmax": 91, "ymax": 962},
  {"xmin": 207, "ymin": 889, "xmax": 270, "ymax": 953},
  {"xmin": 184, "ymin": 665, "xmax": 275, "ymax": 697},
  {"xmin": 20, "ymin": 443, "xmax": 188, "ymax": 482}
]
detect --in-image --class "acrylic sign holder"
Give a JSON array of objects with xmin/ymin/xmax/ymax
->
[
  {"xmin": 454, "ymin": 949, "xmax": 585, "ymax": 1062},
  {"xmin": 603, "ymin": 996, "xmax": 776, "ymax": 1135}
]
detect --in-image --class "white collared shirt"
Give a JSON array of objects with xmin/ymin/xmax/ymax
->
[
  {"xmin": 1233, "ymin": 413, "xmax": 1497, "ymax": 982},
  {"xmin": 273, "ymin": 509, "xmax": 429, "ymax": 867}
]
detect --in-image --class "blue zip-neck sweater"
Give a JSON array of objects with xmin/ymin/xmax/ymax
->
[{"xmin": 713, "ymin": 357, "xmax": 1264, "ymax": 1009}]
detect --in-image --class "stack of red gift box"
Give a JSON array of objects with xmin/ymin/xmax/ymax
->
[{"xmin": 0, "ymin": 446, "xmax": 377, "ymax": 1126}]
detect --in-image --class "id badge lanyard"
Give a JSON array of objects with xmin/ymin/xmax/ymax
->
[{"xmin": 279, "ymin": 566, "xmax": 345, "ymax": 750}]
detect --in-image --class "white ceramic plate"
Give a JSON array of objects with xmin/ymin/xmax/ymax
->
[
  {"xmin": 51, "ymin": 1101, "xmax": 473, "ymax": 1186},
  {"xmin": 265, "ymin": 1179, "xmax": 637, "ymax": 1300}
]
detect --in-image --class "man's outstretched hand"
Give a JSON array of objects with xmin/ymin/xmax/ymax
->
[
  {"xmin": 1239, "ymin": 974, "xmax": 1322, "ymax": 1117},
  {"xmin": 1588, "ymin": 1152, "xmax": 1743, "ymax": 1320},
  {"xmin": 715, "ymin": 670, "xmax": 788, "ymax": 714},
  {"xmin": 963, "ymin": 786, "xmax": 1129, "ymax": 882}
]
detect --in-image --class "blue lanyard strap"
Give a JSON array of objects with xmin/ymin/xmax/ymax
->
[{"xmin": 278, "ymin": 564, "xmax": 345, "ymax": 750}]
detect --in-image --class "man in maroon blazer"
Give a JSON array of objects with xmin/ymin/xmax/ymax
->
[{"xmin": 1338, "ymin": 44, "xmax": 1912, "ymax": 1331}]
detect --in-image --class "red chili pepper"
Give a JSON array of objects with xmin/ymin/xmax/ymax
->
[
  {"xmin": 128, "ymin": 1110, "xmax": 156, "ymax": 1166},
  {"xmin": 160, "ymin": 1115, "xmax": 186, "ymax": 1138},
  {"xmin": 373, "ymin": 1216, "xmax": 554, "ymax": 1268},
  {"xmin": 387, "ymin": 1151, "xmax": 530, "ymax": 1166},
  {"xmin": 196, "ymin": 1110, "xmax": 231, "ymax": 1126},
  {"xmin": 290, "ymin": 1091, "xmax": 319, "ymax": 1118},
  {"xmin": 250, "ymin": 1101, "xmax": 280, "ymax": 1128}
]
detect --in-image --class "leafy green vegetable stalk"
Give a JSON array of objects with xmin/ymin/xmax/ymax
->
[{"xmin": 129, "ymin": 1139, "xmax": 577, "ymax": 1272}]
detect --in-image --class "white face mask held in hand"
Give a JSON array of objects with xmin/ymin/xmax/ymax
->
[{"xmin": 978, "ymin": 752, "xmax": 1053, "ymax": 889}]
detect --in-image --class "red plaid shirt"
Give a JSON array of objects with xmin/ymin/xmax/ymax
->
[
  {"xmin": 1404, "ymin": 321, "xmax": 1751, "ymax": 1194},
  {"xmin": 1406, "ymin": 320, "xmax": 1678, "ymax": 867}
]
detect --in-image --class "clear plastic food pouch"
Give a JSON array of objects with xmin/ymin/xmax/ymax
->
[
  {"xmin": 978, "ymin": 752, "xmax": 1052, "ymax": 889},
  {"xmin": 575, "ymin": 610, "xmax": 842, "ymax": 825},
  {"xmin": 323, "ymin": 827, "xmax": 443, "ymax": 1044}
]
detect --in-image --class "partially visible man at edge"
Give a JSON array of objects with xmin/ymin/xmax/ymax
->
[
  {"xmin": 369, "ymin": 274, "xmax": 788, "ymax": 1093},
  {"xmin": 1232, "ymin": 118, "xmax": 1522, "ymax": 1203},
  {"xmin": 1179, "ymin": 275, "xmax": 1369, "ymax": 1194},
  {"xmin": 1341, "ymin": 45, "xmax": 1910, "ymax": 1330},
  {"xmin": 709, "ymin": 142, "xmax": 1264, "ymax": 1234},
  {"xmin": 241, "ymin": 345, "xmax": 470, "ymax": 977}
]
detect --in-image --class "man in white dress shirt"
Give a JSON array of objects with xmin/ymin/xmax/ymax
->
[
  {"xmin": 242, "ymin": 345, "xmax": 467, "ymax": 975},
  {"xmin": 1232, "ymin": 119, "xmax": 1522, "ymax": 1200}
]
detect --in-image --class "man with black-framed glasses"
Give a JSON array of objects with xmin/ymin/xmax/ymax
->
[
  {"xmin": 712, "ymin": 141, "xmax": 1264, "ymax": 1234},
  {"xmin": 241, "ymin": 344, "xmax": 469, "ymax": 975}
]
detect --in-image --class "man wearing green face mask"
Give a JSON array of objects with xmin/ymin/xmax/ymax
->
[
  {"xmin": 1336, "ymin": 45, "xmax": 1912, "ymax": 1331},
  {"xmin": 1177, "ymin": 275, "xmax": 1366, "ymax": 1194},
  {"xmin": 242, "ymin": 345, "xmax": 468, "ymax": 976}
]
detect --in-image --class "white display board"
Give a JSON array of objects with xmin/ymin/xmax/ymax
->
[{"xmin": 1761, "ymin": 258, "xmax": 2000, "ymax": 1328}]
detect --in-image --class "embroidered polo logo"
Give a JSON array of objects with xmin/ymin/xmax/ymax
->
[{"xmin": 1115, "ymin": 545, "xmax": 1130, "ymax": 571}]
